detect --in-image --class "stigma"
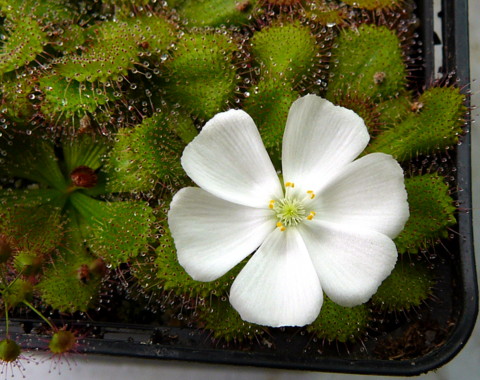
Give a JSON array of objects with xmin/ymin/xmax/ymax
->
[{"xmin": 271, "ymin": 186, "xmax": 317, "ymax": 231}]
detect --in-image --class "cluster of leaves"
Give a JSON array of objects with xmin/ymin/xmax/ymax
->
[{"xmin": 0, "ymin": 0, "xmax": 467, "ymax": 367}]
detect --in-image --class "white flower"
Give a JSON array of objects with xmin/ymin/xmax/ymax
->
[{"xmin": 168, "ymin": 94, "xmax": 409, "ymax": 327}]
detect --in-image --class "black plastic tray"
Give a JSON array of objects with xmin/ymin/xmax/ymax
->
[{"xmin": 8, "ymin": 0, "xmax": 478, "ymax": 376}]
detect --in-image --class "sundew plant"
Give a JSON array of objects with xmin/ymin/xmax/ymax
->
[{"xmin": 0, "ymin": 0, "xmax": 468, "ymax": 370}]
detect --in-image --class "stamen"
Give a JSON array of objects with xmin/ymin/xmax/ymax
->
[
  {"xmin": 306, "ymin": 190, "xmax": 315, "ymax": 199},
  {"xmin": 276, "ymin": 221, "xmax": 286, "ymax": 231},
  {"xmin": 285, "ymin": 182, "xmax": 295, "ymax": 188},
  {"xmin": 307, "ymin": 211, "xmax": 316, "ymax": 220},
  {"xmin": 269, "ymin": 200, "xmax": 275, "ymax": 209}
]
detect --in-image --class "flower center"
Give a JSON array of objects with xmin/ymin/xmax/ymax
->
[
  {"xmin": 269, "ymin": 182, "xmax": 317, "ymax": 231},
  {"xmin": 273, "ymin": 197, "xmax": 306, "ymax": 227}
]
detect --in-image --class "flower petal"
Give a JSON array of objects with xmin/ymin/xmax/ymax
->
[
  {"xmin": 229, "ymin": 228, "xmax": 323, "ymax": 327},
  {"xmin": 168, "ymin": 187, "xmax": 275, "ymax": 281},
  {"xmin": 314, "ymin": 153, "xmax": 409, "ymax": 238},
  {"xmin": 181, "ymin": 109, "xmax": 283, "ymax": 208},
  {"xmin": 299, "ymin": 220, "xmax": 397, "ymax": 307},
  {"xmin": 282, "ymin": 95, "xmax": 369, "ymax": 192}
]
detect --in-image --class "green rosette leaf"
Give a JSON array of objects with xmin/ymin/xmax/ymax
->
[
  {"xmin": 306, "ymin": 296, "xmax": 370, "ymax": 343},
  {"xmin": 327, "ymin": 24, "xmax": 406, "ymax": 102},
  {"xmin": 1, "ymin": 279, "xmax": 34, "ymax": 308},
  {"xmin": 198, "ymin": 298, "xmax": 263, "ymax": 343},
  {"xmin": 130, "ymin": 15, "xmax": 177, "ymax": 54},
  {"xmin": 39, "ymin": 74, "xmax": 113, "ymax": 123},
  {"xmin": 0, "ymin": 188, "xmax": 65, "ymax": 255},
  {"xmin": 376, "ymin": 93, "xmax": 412, "ymax": 130},
  {"xmin": 0, "ymin": 71, "xmax": 36, "ymax": 122},
  {"xmin": 62, "ymin": 134, "xmax": 110, "ymax": 173},
  {"xmin": 36, "ymin": 249, "xmax": 102, "ymax": 313},
  {"xmin": 174, "ymin": 0, "xmax": 257, "ymax": 28},
  {"xmin": 250, "ymin": 20, "xmax": 318, "ymax": 84},
  {"xmin": 342, "ymin": 0, "xmax": 404, "ymax": 10},
  {"xmin": 0, "ymin": 16, "xmax": 47, "ymax": 75},
  {"xmin": 368, "ymin": 87, "xmax": 467, "ymax": 161},
  {"xmin": 372, "ymin": 260, "xmax": 435, "ymax": 312},
  {"xmin": 69, "ymin": 192, "xmax": 153, "ymax": 266},
  {"xmin": 56, "ymin": 20, "xmax": 140, "ymax": 83},
  {"xmin": 243, "ymin": 77, "xmax": 299, "ymax": 155},
  {"xmin": 394, "ymin": 174, "xmax": 456, "ymax": 254},
  {"xmin": 161, "ymin": 31, "xmax": 238, "ymax": 120},
  {"xmin": 106, "ymin": 111, "xmax": 195, "ymax": 193},
  {"xmin": 0, "ymin": 134, "xmax": 66, "ymax": 190}
]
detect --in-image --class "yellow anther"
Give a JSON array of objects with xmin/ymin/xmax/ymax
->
[
  {"xmin": 276, "ymin": 221, "xmax": 286, "ymax": 231},
  {"xmin": 307, "ymin": 211, "xmax": 316, "ymax": 220},
  {"xmin": 285, "ymin": 182, "xmax": 295, "ymax": 188},
  {"xmin": 269, "ymin": 200, "xmax": 275, "ymax": 209},
  {"xmin": 307, "ymin": 190, "xmax": 316, "ymax": 199}
]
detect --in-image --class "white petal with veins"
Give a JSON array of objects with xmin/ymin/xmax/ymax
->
[
  {"xmin": 182, "ymin": 109, "xmax": 283, "ymax": 208},
  {"xmin": 282, "ymin": 95, "xmax": 369, "ymax": 193},
  {"xmin": 313, "ymin": 153, "xmax": 409, "ymax": 238},
  {"xmin": 300, "ymin": 220, "xmax": 397, "ymax": 307},
  {"xmin": 230, "ymin": 228, "xmax": 323, "ymax": 327},
  {"xmin": 169, "ymin": 187, "xmax": 276, "ymax": 281}
]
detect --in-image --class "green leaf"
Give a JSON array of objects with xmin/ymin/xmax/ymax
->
[
  {"xmin": 39, "ymin": 74, "xmax": 113, "ymax": 123},
  {"xmin": 0, "ymin": 16, "xmax": 47, "ymax": 75},
  {"xmin": 198, "ymin": 298, "xmax": 262, "ymax": 343},
  {"xmin": 250, "ymin": 20, "xmax": 318, "ymax": 83},
  {"xmin": 106, "ymin": 112, "xmax": 192, "ymax": 193},
  {"xmin": 368, "ymin": 87, "xmax": 467, "ymax": 161},
  {"xmin": 62, "ymin": 134, "xmax": 110, "ymax": 173},
  {"xmin": 36, "ymin": 248, "xmax": 101, "ymax": 313},
  {"xmin": 69, "ymin": 192, "xmax": 153, "ymax": 266},
  {"xmin": 174, "ymin": 0, "xmax": 257, "ymax": 27},
  {"xmin": 372, "ymin": 260, "xmax": 435, "ymax": 312},
  {"xmin": 56, "ymin": 20, "xmax": 140, "ymax": 83},
  {"xmin": 306, "ymin": 296, "xmax": 370, "ymax": 343},
  {"xmin": 0, "ymin": 134, "xmax": 67, "ymax": 190},
  {"xmin": 162, "ymin": 31, "xmax": 238, "ymax": 120},
  {"xmin": 394, "ymin": 174, "xmax": 456, "ymax": 254},
  {"xmin": 0, "ymin": 188, "xmax": 65, "ymax": 253},
  {"xmin": 327, "ymin": 24, "xmax": 406, "ymax": 102},
  {"xmin": 243, "ymin": 76, "xmax": 299, "ymax": 153}
]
